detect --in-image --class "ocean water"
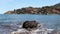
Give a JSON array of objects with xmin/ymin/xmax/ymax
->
[{"xmin": 0, "ymin": 14, "xmax": 60, "ymax": 34}]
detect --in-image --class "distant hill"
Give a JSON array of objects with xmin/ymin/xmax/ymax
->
[
  {"xmin": 4, "ymin": 3, "xmax": 60, "ymax": 15},
  {"xmin": 51, "ymin": 3, "xmax": 60, "ymax": 9}
]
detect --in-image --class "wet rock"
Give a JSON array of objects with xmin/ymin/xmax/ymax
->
[
  {"xmin": 11, "ymin": 21, "xmax": 55, "ymax": 34},
  {"xmin": 22, "ymin": 21, "xmax": 39, "ymax": 30},
  {"xmin": 11, "ymin": 21, "xmax": 40, "ymax": 34}
]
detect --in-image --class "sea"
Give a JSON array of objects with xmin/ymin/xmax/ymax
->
[{"xmin": 0, "ymin": 14, "xmax": 60, "ymax": 34}]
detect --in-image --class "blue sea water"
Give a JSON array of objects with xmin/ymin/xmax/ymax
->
[{"xmin": 0, "ymin": 14, "xmax": 60, "ymax": 34}]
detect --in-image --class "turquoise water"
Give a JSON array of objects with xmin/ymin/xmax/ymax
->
[{"xmin": 0, "ymin": 14, "xmax": 60, "ymax": 34}]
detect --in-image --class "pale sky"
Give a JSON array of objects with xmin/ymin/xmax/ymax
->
[{"xmin": 0, "ymin": 0, "xmax": 60, "ymax": 14}]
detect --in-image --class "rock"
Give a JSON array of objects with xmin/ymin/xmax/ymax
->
[
  {"xmin": 22, "ymin": 21, "xmax": 39, "ymax": 31},
  {"xmin": 11, "ymin": 21, "xmax": 40, "ymax": 34},
  {"xmin": 11, "ymin": 21, "xmax": 56, "ymax": 34}
]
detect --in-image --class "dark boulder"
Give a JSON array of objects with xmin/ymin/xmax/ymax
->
[{"xmin": 22, "ymin": 21, "xmax": 39, "ymax": 30}]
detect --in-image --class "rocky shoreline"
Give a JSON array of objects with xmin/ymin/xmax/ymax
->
[{"xmin": 4, "ymin": 3, "xmax": 60, "ymax": 15}]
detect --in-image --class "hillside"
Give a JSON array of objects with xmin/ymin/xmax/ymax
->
[{"xmin": 4, "ymin": 3, "xmax": 60, "ymax": 15}]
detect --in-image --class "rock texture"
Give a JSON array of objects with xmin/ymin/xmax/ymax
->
[{"xmin": 22, "ymin": 21, "xmax": 39, "ymax": 31}]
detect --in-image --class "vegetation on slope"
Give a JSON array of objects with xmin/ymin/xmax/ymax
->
[{"xmin": 5, "ymin": 3, "xmax": 60, "ymax": 15}]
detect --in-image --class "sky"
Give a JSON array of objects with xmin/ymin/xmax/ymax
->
[{"xmin": 0, "ymin": 0, "xmax": 60, "ymax": 14}]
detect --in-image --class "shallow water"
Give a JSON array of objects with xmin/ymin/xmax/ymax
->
[{"xmin": 0, "ymin": 14, "xmax": 60, "ymax": 34}]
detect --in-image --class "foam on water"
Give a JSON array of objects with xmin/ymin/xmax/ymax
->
[
  {"xmin": 0, "ymin": 23, "xmax": 59, "ymax": 34},
  {"xmin": 0, "ymin": 14, "xmax": 60, "ymax": 34},
  {"xmin": 11, "ymin": 28, "xmax": 54, "ymax": 34},
  {"xmin": 11, "ymin": 24, "xmax": 55, "ymax": 34}
]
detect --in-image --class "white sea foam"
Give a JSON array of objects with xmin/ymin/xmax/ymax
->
[
  {"xmin": 11, "ymin": 24, "xmax": 54, "ymax": 34},
  {"xmin": 11, "ymin": 28, "xmax": 54, "ymax": 34}
]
